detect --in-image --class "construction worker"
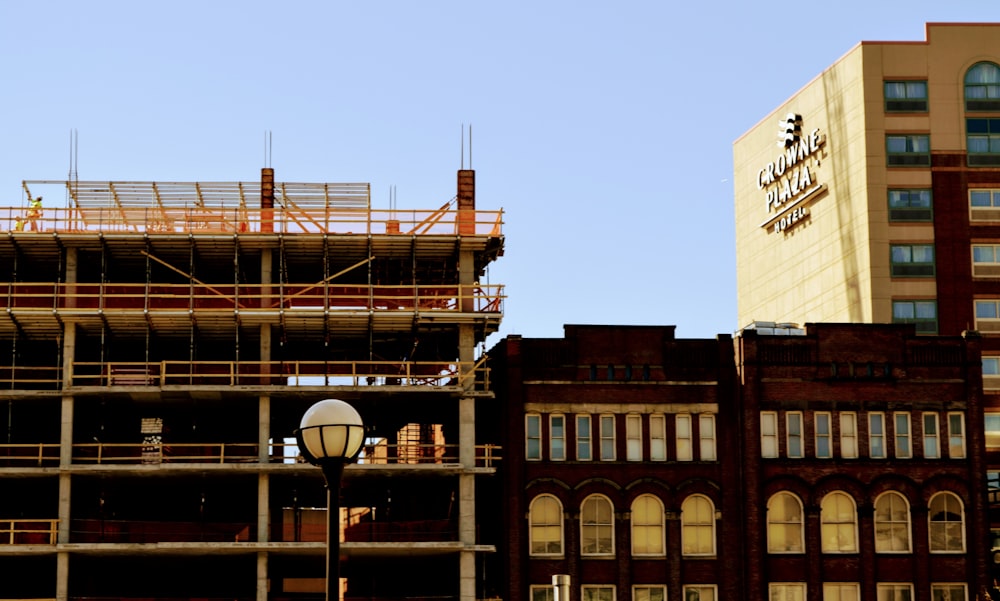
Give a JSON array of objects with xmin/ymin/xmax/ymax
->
[{"xmin": 26, "ymin": 196, "xmax": 42, "ymax": 231}]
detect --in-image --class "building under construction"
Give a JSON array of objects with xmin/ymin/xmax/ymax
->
[{"xmin": 0, "ymin": 167, "xmax": 505, "ymax": 601}]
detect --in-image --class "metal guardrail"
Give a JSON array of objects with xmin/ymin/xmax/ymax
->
[
  {"xmin": 0, "ymin": 358, "xmax": 492, "ymax": 391},
  {"xmin": 0, "ymin": 206, "xmax": 503, "ymax": 236},
  {"xmin": 0, "ymin": 442, "xmax": 501, "ymax": 467}
]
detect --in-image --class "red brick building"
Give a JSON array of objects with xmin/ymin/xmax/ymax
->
[{"xmin": 489, "ymin": 322, "xmax": 992, "ymax": 601}]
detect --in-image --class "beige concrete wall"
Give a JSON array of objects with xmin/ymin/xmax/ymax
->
[{"xmin": 734, "ymin": 23, "xmax": 1000, "ymax": 329}]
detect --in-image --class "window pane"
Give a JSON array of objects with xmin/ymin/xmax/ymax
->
[
  {"xmin": 971, "ymin": 190, "xmax": 992, "ymax": 206},
  {"xmin": 974, "ymin": 245, "xmax": 996, "ymax": 263}
]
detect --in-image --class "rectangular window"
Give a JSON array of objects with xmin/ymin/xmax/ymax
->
[
  {"xmin": 930, "ymin": 584, "xmax": 966, "ymax": 601},
  {"xmin": 576, "ymin": 415, "xmax": 592, "ymax": 461},
  {"xmin": 973, "ymin": 244, "xmax": 1000, "ymax": 277},
  {"xmin": 923, "ymin": 413, "xmax": 940, "ymax": 458},
  {"xmin": 823, "ymin": 583, "xmax": 860, "ymax": 601},
  {"xmin": 581, "ymin": 586, "xmax": 615, "ymax": 601},
  {"xmin": 969, "ymin": 188, "xmax": 1000, "ymax": 221},
  {"xmin": 894, "ymin": 413, "xmax": 911, "ymax": 458},
  {"xmin": 948, "ymin": 413, "xmax": 966, "ymax": 459},
  {"xmin": 683, "ymin": 585, "xmax": 716, "ymax": 601},
  {"xmin": 769, "ymin": 583, "xmax": 805, "ymax": 601},
  {"xmin": 889, "ymin": 188, "xmax": 933, "ymax": 221},
  {"xmin": 985, "ymin": 413, "xmax": 1000, "ymax": 449},
  {"xmin": 531, "ymin": 586, "xmax": 555, "ymax": 601},
  {"xmin": 761, "ymin": 411, "xmax": 779, "ymax": 458},
  {"xmin": 968, "ymin": 118, "xmax": 1000, "ymax": 166},
  {"xmin": 840, "ymin": 413, "xmax": 858, "ymax": 459},
  {"xmin": 892, "ymin": 300, "xmax": 937, "ymax": 333},
  {"xmin": 786, "ymin": 412, "xmax": 803, "ymax": 458},
  {"xmin": 890, "ymin": 245, "xmax": 935, "ymax": 277},
  {"xmin": 599, "ymin": 415, "xmax": 615, "ymax": 461},
  {"xmin": 626, "ymin": 414, "xmax": 642, "ymax": 461},
  {"xmin": 550, "ymin": 414, "xmax": 565, "ymax": 461},
  {"xmin": 869, "ymin": 413, "xmax": 886, "ymax": 458},
  {"xmin": 876, "ymin": 583, "xmax": 913, "ymax": 601},
  {"xmin": 649, "ymin": 414, "xmax": 666, "ymax": 461},
  {"xmin": 815, "ymin": 412, "xmax": 832, "ymax": 458},
  {"xmin": 633, "ymin": 586, "xmax": 665, "ymax": 601},
  {"xmin": 975, "ymin": 299, "xmax": 1000, "ymax": 332},
  {"xmin": 885, "ymin": 80, "xmax": 928, "ymax": 112},
  {"xmin": 886, "ymin": 134, "xmax": 930, "ymax": 166},
  {"xmin": 699, "ymin": 414, "xmax": 717, "ymax": 461},
  {"xmin": 986, "ymin": 357, "xmax": 1000, "ymax": 391},
  {"xmin": 526, "ymin": 414, "xmax": 542, "ymax": 461},
  {"xmin": 676, "ymin": 414, "xmax": 693, "ymax": 461}
]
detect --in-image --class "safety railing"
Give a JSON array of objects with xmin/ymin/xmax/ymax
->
[
  {"xmin": 0, "ymin": 442, "xmax": 500, "ymax": 467},
  {"xmin": 0, "ymin": 282, "xmax": 504, "ymax": 314},
  {"xmin": 0, "ymin": 518, "xmax": 58, "ymax": 544},
  {"xmin": 0, "ymin": 206, "xmax": 503, "ymax": 237},
  {"xmin": 0, "ymin": 358, "xmax": 491, "ymax": 391},
  {"xmin": 70, "ymin": 358, "xmax": 490, "ymax": 389},
  {"xmin": 71, "ymin": 518, "xmax": 254, "ymax": 543}
]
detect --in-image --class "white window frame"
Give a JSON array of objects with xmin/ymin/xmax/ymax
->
[
  {"xmin": 975, "ymin": 298, "xmax": 1000, "ymax": 332},
  {"xmin": 631, "ymin": 494, "xmax": 665, "ymax": 557},
  {"xmin": 820, "ymin": 491, "xmax": 858, "ymax": 554},
  {"xmin": 580, "ymin": 494, "xmax": 615, "ymax": 557},
  {"xmin": 947, "ymin": 412, "xmax": 966, "ymax": 458},
  {"xmin": 874, "ymin": 491, "xmax": 912, "ymax": 553},
  {"xmin": 649, "ymin": 414, "xmax": 666, "ymax": 461},
  {"xmin": 632, "ymin": 585, "xmax": 665, "ymax": 601},
  {"xmin": 550, "ymin": 414, "xmax": 566, "ymax": 461},
  {"xmin": 599, "ymin": 414, "xmax": 616, "ymax": 461},
  {"xmin": 530, "ymin": 585, "xmax": 555, "ymax": 601},
  {"xmin": 970, "ymin": 188, "xmax": 1000, "ymax": 222},
  {"xmin": 869, "ymin": 412, "xmax": 886, "ymax": 459},
  {"xmin": 526, "ymin": 413, "xmax": 542, "ymax": 461},
  {"xmin": 676, "ymin": 414, "xmax": 693, "ymax": 461},
  {"xmin": 815, "ymin": 412, "xmax": 832, "ymax": 458},
  {"xmin": 840, "ymin": 412, "xmax": 858, "ymax": 459},
  {"xmin": 761, "ymin": 411, "xmax": 779, "ymax": 458},
  {"xmin": 699, "ymin": 414, "xmax": 717, "ymax": 461},
  {"xmin": 682, "ymin": 585, "xmax": 716, "ymax": 601},
  {"xmin": 681, "ymin": 494, "xmax": 716, "ymax": 556},
  {"xmin": 930, "ymin": 583, "xmax": 966, "ymax": 601},
  {"xmin": 986, "ymin": 412, "xmax": 1000, "ymax": 450},
  {"xmin": 973, "ymin": 244, "xmax": 1000, "ymax": 277},
  {"xmin": 576, "ymin": 414, "xmax": 592, "ymax": 461},
  {"xmin": 823, "ymin": 583, "xmax": 859, "ymax": 601},
  {"xmin": 769, "ymin": 583, "xmax": 806, "ymax": 601},
  {"xmin": 928, "ymin": 491, "xmax": 966, "ymax": 553},
  {"xmin": 626, "ymin": 414, "xmax": 642, "ymax": 462},
  {"xmin": 984, "ymin": 356, "xmax": 1000, "ymax": 391},
  {"xmin": 767, "ymin": 491, "xmax": 804, "ymax": 553},
  {"xmin": 876, "ymin": 583, "xmax": 913, "ymax": 601},
  {"xmin": 923, "ymin": 413, "xmax": 940, "ymax": 458},
  {"xmin": 894, "ymin": 412, "xmax": 912, "ymax": 459},
  {"xmin": 580, "ymin": 585, "xmax": 615, "ymax": 601},
  {"xmin": 786, "ymin": 412, "xmax": 803, "ymax": 458},
  {"xmin": 528, "ymin": 494, "xmax": 564, "ymax": 557}
]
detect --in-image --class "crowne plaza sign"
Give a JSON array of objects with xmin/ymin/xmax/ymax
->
[{"xmin": 756, "ymin": 113, "xmax": 827, "ymax": 235}]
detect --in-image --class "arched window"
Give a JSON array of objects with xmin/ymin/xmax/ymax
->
[
  {"xmin": 820, "ymin": 491, "xmax": 858, "ymax": 553},
  {"xmin": 767, "ymin": 492, "xmax": 804, "ymax": 553},
  {"xmin": 966, "ymin": 62, "xmax": 1000, "ymax": 110},
  {"xmin": 874, "ymin": 491, "xmax": 911, "ymax": 553},
  {"xmin": 929, "ymin": 491, "xmax": 965, "ymax": 552},
  {"xmin": 681, "ymin": 494, "xmax": 716, "ymax": 556},
  {"xmin": 528, "ymin": 494, "xmax": 563, "ymax": 556},
  {"xmin": 630, "ymin": 494, "xmax": 664, "ymax": 556},
  {"xmin": 580, "ymin": 494, "xmax": 614, "ymax": 556}
]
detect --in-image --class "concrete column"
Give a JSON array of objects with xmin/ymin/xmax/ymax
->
[
  {"xmin": 258, "ymin": 471, "xmax": 270, "ymax": 543},
  {"xmin": 56, "ymin": 551, "xmax": 69, "ymax": 601},
  {"xmin": 58, "ymin": 472, "xmax": 71, "ymax": 543},
  {"xmin": 65, "ymin": 247, "xmax": 77, "ymax": 309},
  {"xmin": 460, "ymin": 550, "xmax": 476, "ymax": 601},
  {"xmin": 257, "ymin": 551, "xmax": 269, "ymax": 601}
]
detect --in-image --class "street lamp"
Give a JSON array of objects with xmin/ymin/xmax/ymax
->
[{"xmin": 295, "ymin": 399, "xmax": 364, "ymax": 601}]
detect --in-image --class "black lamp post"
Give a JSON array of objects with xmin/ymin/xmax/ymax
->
[{"xmin": 295, "ymin": 399, "xmax": 364, "ymax": 601}]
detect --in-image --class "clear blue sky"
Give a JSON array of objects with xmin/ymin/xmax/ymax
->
[{"xmin": 2, "ymin": 2, "xmax": 996, "ymax": 344}]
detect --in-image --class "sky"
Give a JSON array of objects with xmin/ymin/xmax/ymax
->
[{"xmin": 1, "ymin": 2, "xmax": 997, "ymax": 345}]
